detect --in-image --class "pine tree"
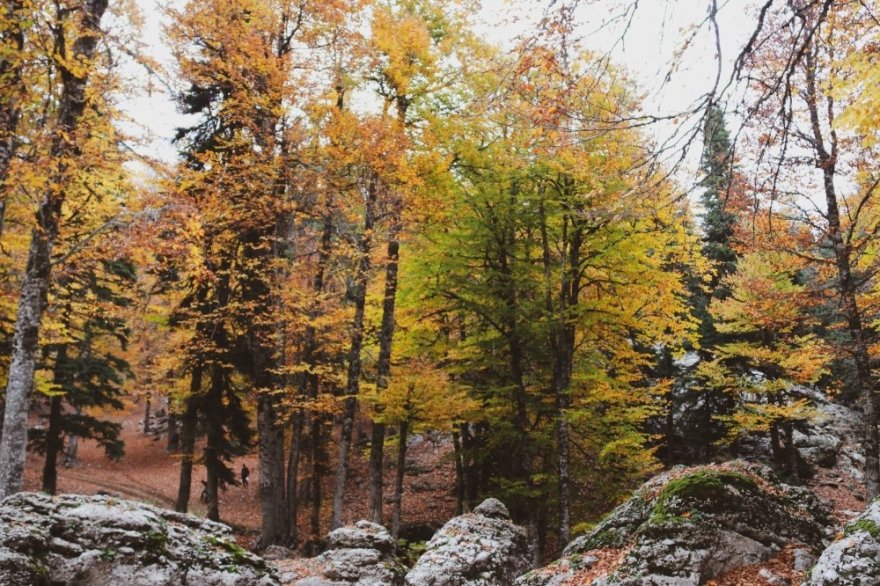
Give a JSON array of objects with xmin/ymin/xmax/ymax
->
[{"xmin": 34, "ymin": 259, "xmax": 136, "ymax": 494}]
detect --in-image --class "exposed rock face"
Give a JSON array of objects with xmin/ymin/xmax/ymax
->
[
  {"xmin": 292, "ymin": 520, "xmax": 405, "ymax": 586},
  {"xmin": 735, "ymin": 386, "xmax": 864, "ymax": 480},
  {"xmin": 0, "ymin": 492, "xmax": 277, "ymax": 585},
  {"xmin": 518, "ymin": 463, "xmax": 831, "ymax": 586},
  {"xmin": 792, "ymin": 387, "xmax": 864, "ymax": 480},
  {"xmin": 805, "ymin": 498, "xmax": 880, "ymax": 585},
  {"xmin": 405, "ymin": 498, "xmax": 530, "ymax": 586}
]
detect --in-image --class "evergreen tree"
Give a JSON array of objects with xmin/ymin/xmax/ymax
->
[
  {"xmin": 699, "ymin": 105, "xmax": 738, "ymax": 309},
  {"xmin": 32, "ymin": 259, "xmax": 136, "ymax": 494}
]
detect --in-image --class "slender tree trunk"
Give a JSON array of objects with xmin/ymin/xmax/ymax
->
[
  {"xmin": 769, "ymin": 422, "xmax": 784, "ymax": 471},
  {"xmin": 41, "ymin": 395, "xmax": 63, "ymax": 495},
  {"xmin": 392, "ymin": 418, "xmax": 409, "ymax": 545},
  {"xmin": 460, "ymin": 423, "xmax": 477, "ymax": 509},
  {"xmin": 0, "ymin": 0, "xmax": 109, "ymax": 498},
  {"xmin": 143, "ymin": 392, "xmax": 151, "ymax": 435},
  {"xmin": 784, "ymin": 420, "xmax": 799, "ymax": 478},
  {"xmin": 176, "ymin": 369, "xmax": 201, "ymax": 513},
  {"xmin": 167, "ymin": 412, "xmax": 180, "ymax": 452},
  {"xmin": 331, "ymin": 176, "xmax": 377, "ymax": 530},
  {"xmin": 369, "ymin": 230, "xmax": 401, "ymax": 524},
  {"xmin": 310, "ymin": 413, "xmax": 325, "ymax": 540},
  {"xmin": 42, "ymin": 345, "xmax": 68, "ymax": 494},
  {"xmin": 286, "ymin": 411, "xmax": 303, "ymax": 545},
  {"xmin": 63, "ymin": 406, "xmax": 80, "ymax": 466},
  {"xmin": 258, "ymin": 392, "xmax": 287, "ymax": 543},
  {"xmin": 452, "ymin": 429, "xmax": 465, "ymax": 515},
  {"xmin": 204, "ymin": 365, "xmax": 225, "ymax": 522},
  {"xmin": 804, "ymin": 49, "xmax": 880, "ymax": 499}
]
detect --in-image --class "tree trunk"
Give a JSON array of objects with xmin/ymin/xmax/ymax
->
[
  {"xmin": 331, "ymin": 176, "xmax": 377, "ymax": 530},
  {"xmin": 460, "ymin": 423, "xmax": 477, "ymax": 510},
  {"xmin": 204, "ymin": 366, "xmax": 224, "ymax": 522},
  {"xmin": 391, "ymin": 418, "xmax": 409, "ymax": 546},
  {"xmin": 258, "ymin": 393, "xmax": 287, "ymax": 543},
  {"xmin": 143, "ymin": 392, "xmax": 151, "ymax": 435},
  {"xmin": 310, "ymin": 413, "xmax": 325, "ymax": 540},
  {"xmin": 41, "ymin": 395, "xmax": 63, "ymax": 495},
  {"xmin": 804, "ymin": 48, "xmax": 880, "ymax": 499},
  {"xmin": 452, "ymin": 429, "xmax": 465, "ymax": 515},
  {"xmin": 369, "ymin": 232, "xmax": 401, "ymax": 524},
  {"xmin": 63, "ymin": 406, "xmax": 80, "ymax": 467},
  {"xmin": 0, "ymin": 0, "xmax": 108, "ymax": 498},
  {"xmin": 769, "ymin": 421, "xmax": 784, "ymax": 471},
  {"xmin": 286, "ymin": 410, "xmax": 303, "ymax": 545},
  {"xmin": 167, "ymin": 412, "xmax": 180, "ymax": 452},
  {"xmin": 784, "ymin": 420, "xmax": 799, "ymax": 478},
  {"xmin": 176, "ymin": 369, "xmax": 201, "ymax": 513}
]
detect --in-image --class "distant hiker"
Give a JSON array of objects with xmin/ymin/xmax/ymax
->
[
  {"xmin": 241, "ymin": 464, "xmax": 250, "ymax": 487},
  {"xmin": 199, "ymin": 480, "xmax": 208, "ymax": 503}
]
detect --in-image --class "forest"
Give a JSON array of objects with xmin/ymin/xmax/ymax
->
[{"xmin": 1, "ymin": 0, "xmax": 880, "ymax": 570}]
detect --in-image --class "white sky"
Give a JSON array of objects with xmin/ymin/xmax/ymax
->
[{"xmin": 120, "ymin": 0, "xmax": 757, "ymax": 175}]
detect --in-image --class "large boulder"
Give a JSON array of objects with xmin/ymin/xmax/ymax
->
[
  {"xmin": 0, "ymin": 492, "xmax": 277, "ymax": 585},
  {"xmin": 291, "ymin": 520, "xmax": 405, "ymax": 586},
  {"xmin": 517, "ymin": 463, "xmax": 832, "ymax": 586},
  {"xmin": 405, "ymin": 498, "xmax": 530, "ymax": 586},
  {"xmin": 805, "ymin": 498, "xmax": 880, "ymax": 585}
]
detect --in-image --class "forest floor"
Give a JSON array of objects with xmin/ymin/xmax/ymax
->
[
  {"xmin": 21, "ymin": 403, "xmax": 458, "ymax": 551},
  {"xmin": 19, "ymin": 403, "xmax": 869, "ymax": 586}
]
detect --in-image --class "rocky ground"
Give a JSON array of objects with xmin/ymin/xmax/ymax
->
[
  {"xmin": 9, "ymin": 387, "xmax": 880, "ymax": 585},
  {"xmin": 0, "ymin": 492, "xmax": 277, "ymax": 585}
]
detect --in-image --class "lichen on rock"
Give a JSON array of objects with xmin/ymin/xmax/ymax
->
[
  {"xmin": 0, "ymin": 492, "xmax": 278, "ymax": 586},
  {"xmin": 805, "ymin": 498, "xmax": 880, "ymax": 585}
]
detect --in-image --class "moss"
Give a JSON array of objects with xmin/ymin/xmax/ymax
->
[
  {"xmin": 660, "ymin": 470, "xmax": 756, "ymax": 502},
  {"xmin": 30, "ymin": 559, "xmax": 51, "ymax": 586},
  {"xmin": 204, "ymin": 535, "xmax": 251, "ymax": 568},
  {"xmin": 143, "ymin": 528, "xmax": 169, "ymax": 563},
  {"xmin": 643, "ymin": 470, "xmax": 759, "ymax": 530},
  {"xmin": 100, "ymin": 548, "xmax": 116, "ymax": 562},
  {"xmin": 845, "ymin": 518, "xmax": 880, "ymax": 539}
]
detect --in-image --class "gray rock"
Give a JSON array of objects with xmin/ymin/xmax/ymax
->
[
  {"xmin": 805, "ymin": 498, "xmax": 880, "ymax": 585},
  {"xmin": 262, "ymin": 545, "xmax": 294, "ymax": 560},
  {"xmin": 295, "ymin": 521, "xmax": 404, "ymax": 586},
  {"xmin": 0, "ymin": 492, "xmax": 277, "ymax": 586},
  {"xmin": 515, "ymin": 554, "xmax": 598, "ymax": 586},
  {"xmin": 406, "ymin": 498, "xmax": 530, "ymax": 586},
  {"xmin": 521, "ymin": 463, "xmax": 830, "ymax": 586},
  {"xmin": 473, "ymin": 498, "xmax": 511, "ymax": 520},
  {"xmin": 327, "ymin": 520, "xmax": 394, "ymax": 553}
]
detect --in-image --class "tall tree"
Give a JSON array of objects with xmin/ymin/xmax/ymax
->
[{"xmin": 0, "ymin": 0, "xmax": 109, "ymax": 498}]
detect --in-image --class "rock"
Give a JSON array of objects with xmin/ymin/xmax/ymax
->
[
  {"xmin": 262, "ymin": 545, "xmax": 294, "ymax": 560},
  {"xmin": 515, "ymin": 555, "xmax": 598, "ymax": 586},
  {"xmin": 295, "ymin": 521, "xmax": 404, "ymax": 586},
  {"xmin": 327, "ymin": 521, "xmax": 394, "ymax": 553},
  {"xmin": 792, "ymin": 547, "xmax": 815, "ymax": 572},
  {"xmin": 0, "ymin": 492, "xmax": 277, "ymax": 586},
  {"xmin": 472, "ymin": 498, "xmax": 511, "ymax": 520},
  {"xmin": 758, "ymin": 568, "xmax": 788, "ymax": 585},
  {"xmin": 524, "ymin": 463, "xmax": 830, "ymax": 586},
  {"xmin": 804, "ymin": 498, "xmax": 880, "ymax": 585},
  {"xmin": 406, "ymin": 498, "xmax": 530, "ymax": 586}
]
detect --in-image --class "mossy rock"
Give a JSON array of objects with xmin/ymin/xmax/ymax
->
[{"xmin": 552, "ymin": 463, "xmax": 831, "ymax": 586}]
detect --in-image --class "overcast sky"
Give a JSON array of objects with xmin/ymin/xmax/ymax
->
[{"xmin": 120, "ymin": 0, "xmax": 756, "ymax": 174}]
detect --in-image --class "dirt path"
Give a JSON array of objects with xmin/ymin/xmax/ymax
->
[{"xmin": 61, "ymin": 468, "xmax": 177, "ymax": 509}]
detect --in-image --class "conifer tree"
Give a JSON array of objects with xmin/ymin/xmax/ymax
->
[{"xmin": 35, "ymin": 259, "xmax": 136, "ymax": 494}]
